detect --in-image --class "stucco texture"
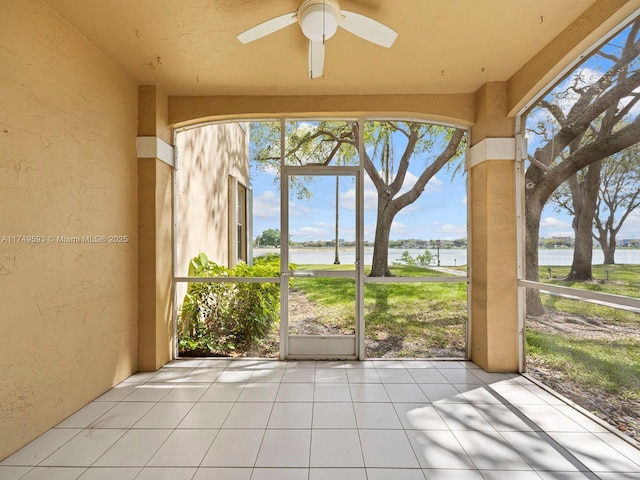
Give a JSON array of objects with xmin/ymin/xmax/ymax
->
[
  {"xmin": 175, "ymin": 123, "xmax": 250, "ymax": 274},
  {"xmin": 0, "ymin": 0, "xmax": 138, "ymax": 459}
]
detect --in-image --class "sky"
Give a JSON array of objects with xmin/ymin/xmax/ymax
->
[{"xmin": 249, "ymin": 125, "xmax": 468, "ymax": 244}]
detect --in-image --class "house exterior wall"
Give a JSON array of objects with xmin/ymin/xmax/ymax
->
[
  {"xmin": 175, "ymin": 123, "xmax": 250, "ymax": 274},
  {"xmin": 0, "ymin": 0, "xmax": 138, "ymax": 459}
]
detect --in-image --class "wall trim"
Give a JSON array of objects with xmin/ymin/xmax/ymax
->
[
  {"xmin": 467, "ymin": 138, "xmax": 515, "ymax": 170},
  {"xmin": 136, "ymin": 136, "xmax": 174, "ymax": 166}
]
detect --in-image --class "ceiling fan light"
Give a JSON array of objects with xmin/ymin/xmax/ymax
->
[{"xmin": 300, "ymin": 4, "xmax": 338, "ymax": 41}]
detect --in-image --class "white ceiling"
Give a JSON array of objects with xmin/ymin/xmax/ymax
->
[{"xmin": 43, "ymin": 0, "xmax": 599, "ymax": 96}]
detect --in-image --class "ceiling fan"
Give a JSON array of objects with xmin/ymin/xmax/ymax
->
[{"xmin": 237, "ymin": 0, "xmax": 398, "ymax": 79}]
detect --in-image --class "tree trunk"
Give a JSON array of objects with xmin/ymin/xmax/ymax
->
[
  {"xmin": 601, "ymin": 230, "xmax": 616, "ymax": 264},
  {"xmin": 566, "ymin": 163, "xmax": 601, "ymax": 280},
  {"xmin": 369, "ymin": 197, "xmax": 394, "ymax": 277},
  {"xmin": 602, "ymin": 245, "xmax": 616, "ymax": 265},
  {"xmin": 525, "ymin": 197, "xmax": 545, "ymax": 316}
]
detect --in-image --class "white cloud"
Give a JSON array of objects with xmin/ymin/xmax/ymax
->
[
  {"xmin": 290, "ymin": 225, "xmax": 332, "ymax": 241},
  {"xmin": 540, "ymin": 216, "xmax": 571, "ymax": 229},
  {"xmin": 618, "ymin": 209, "xmax": 640, "ymax": 239},
  {"xmin": 253, "ymin": 190, "xmax": 280, "ymax": 219},
  {"xmin": 436, "ymin": 223, "xmax": 467, "ymax": 238},
  {"xmin": 462, "ymin": 195, "xmax": 467, "ymax": 205}
]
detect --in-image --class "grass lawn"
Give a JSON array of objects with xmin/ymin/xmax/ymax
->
[
  {"xmin": 291, "ymin": 264, "xmax": 467, "ymax": 357},
  {"xmin": 527, "ymin": 329, "xmax": 640, "ymax": 400}
]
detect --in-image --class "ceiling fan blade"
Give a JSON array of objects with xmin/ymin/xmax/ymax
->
[
  {"xmin": 237, "ymin": 12, "xmax": 297, "ymax": 44},
  {"xmin": 340, "ymin": 10, "xmax": 398, "ymax": 48},
  {"xmin": 308, "ymin": 40, "xmax": 325, "ymax": 79}
]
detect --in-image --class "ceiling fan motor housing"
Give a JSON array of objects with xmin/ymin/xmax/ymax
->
[{"xmin": 298, "ymin": 0, "xmax": 340, "ymax": 41}]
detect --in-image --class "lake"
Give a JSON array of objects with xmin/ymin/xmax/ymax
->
[{"xmin": 254, "ymin": 247, "xmax": 640, "ymax": 266}]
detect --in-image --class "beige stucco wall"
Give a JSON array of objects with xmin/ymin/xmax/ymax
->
[
  {"xmin": 175, "ymin": 123, "xmax": 250, "ymax": 274},
  {"xmin": 0, "ymin": 0, "xmax": 138, "ymax": 460}
]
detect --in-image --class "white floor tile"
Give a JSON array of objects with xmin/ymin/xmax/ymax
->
[
  {"xmin": 149, "ymin": 368, "xmax": 195, "ymax": 383},
  {"xmin": 133, "ymin": 402, "xmax": 193, "ymax": 429},
  {"xmin": 237, "ymin": 383, "xmax": 279, "ymax": 402},
  {"xmin": 182, "ymin": 367, "xmax": 223, "ymax": 382},
  {"xmin": 93, "ymin": 429, "xmax": 171, "ymax": 466},
  {"xmin": 222, "ymin": 403, "xmax": 273, "ymax": 429},
  {"xmin": 549, "ymin": 432, "xmax": 640, "ymax": 473},
  {"xmin": 367, "ymin": 468, "xmax": 426, "ymax": 480},
  {"xmin": 393, "ymin": 404, "xmax": 449, "ymax": 430},
  {"xmin": 56, "ymin": 403, "xmax": 117, "ymax": 429},
  {"xmin": 384, "ymin": 384, "xmax": 428, "ymax": 403},
  {"xmin": 5, "ymin": 359, "xmax": 639, "ymax": 480},
  {"xmin": 536, "ymin": 473, "xmax": 599, "ymax": 480},
  {"xmin": 457, "ymin": 385, "xmax": 503, "ymax": 403},
  {"xmin": 315, "ymin": 368, "xmax": 348, "ymax": 383},
  {"xmin": 282, "ymin": 368, "xmax": 317, "ymax": 383},
  {"xmin": 255, "ymin": 430, "xmax": 311, "ymax": 467},
  {"xmin": 161, "ymin": 384, "xmax": 209, "ymax": 402},
  {"xmin": 349, "ymin": 383, "xmax": 390, "ymax": 402},
  {"xmin": 199, "ymin": 383, "xmax": 244, "ymax": 402},
  {"xmin": 178, "ymin": 402, "xmax": 233, "ymax": 429},
  {"xmin": 516, "ymin": 405, "xmax": 587, "ymax": 433},
  {"xmin": 120, "ymin": 372, "xmax": 157, "ymax": 384},
  {"xmin": 0, "ymin": 466, "xmax": 33, "ymax": 479},
  {"xmin": 452, "ymin": 430, "xmax": 531, "ymax": 470},
  {"xmin": 275, "ymin": 383, "xmax": 314, "ymax": 402},
  {"xmin": 252, "ymin": 468, "xmax": 308, "ymax": 480},
  {"xmin": 147, "ymin": 429, "xmax": 217, "ymax": 467},
  {"xmin": 359, "ymin": 430, "xmax": 420, "ymax": 468},
  {"xmin": 122, "ymin": 384, "xmax": 173, "ymax": 402},
  {"xmin": 479, "ymin": 471, "xmax": 544, "ymax": 480},
  {"xmin": 215, "ymin": 370, "xmax": 254, "ymax": 383},
  {"xmin": 310, "ymin": 468, "xmax": 367, "ymax": 480},
  {"xmin": 373, "ymin": 361, "xmax": 406, "ymax": 369},
  {"xmin": 474, "ymin": 402, "xmax": 535, "ymax": 431},
  {"xmin": 1, "ymin": 428, "xmax": 81, "ymax": 466},
  {"xmin": 422, "ymin": 469, "xmax": 483, "ymax": 480},
  {"xmin": 353, "ymin": 403, "xmax": 402, "ymax": 429},
  {"xmin": 435, "ymin": 403, "xmax": 496, "ymax": 431},
  {"xmin": 89, "ymin": 402, "xmax": 155, "ymax": 429},
  {"xmin": 418, "ymin": 384, "xmax": 467, "ymax": 403},
  {"xmin": 313, "ymin": 403, "xmax": 357, "ymax": 428},
  {"xmin": 438, "ymin": 369, "xmax": 484, "ymax": 384},
  {"xmin": 376, "ymin": 369, "xmax": 415, "ymax": 384},
  {"xmin": 406, "ymin": 369, "xmax": 448, "ymax": 384},
  {"xmin": 78, "ymin": 467, "xmax": 140, "ymax": 480},
  {"xmin": 499, "ymin": 430, "xmax": 582, "ymax": 472},
  {"xmin": 310, "ymin": 430, "xmax": 364, "ymax": 467},
  {"xmin": 17, "ymin": 467, "xmax": 86, "ymax": 480},
  {"xmin": 249, "ymin": 369, "xmax": 285, "ymax": 383},
  {"xmin": 134, "ymin": 467, "xmax": 197, "ymax": 480},
  {"xmin": 346, "ymin": 369, "xmax": 382, "ymax": 383},
  {"xmin": 489, "ymin": 385, "xmax": 552, "ymax": 405},
  {"xmin": 40, "ymin": 429, "xmax": 126, "ymax": 467},
  {"xmin": 406, "ymin": 430, "xmax": 475, "ymax": 469},
  {"xmin": 165, "ymin": 359, "xmax": 204, "ymax": 368},
  {"xmin": 94, "ymin": 385, "xmax": 137, "ymax": 402},
  {"xmin": 192, "ymin": 467, "xmax": 251, "ymax": 480},
  {"xmin": 314, "ymin": 383, "xmax": 352, "ymax": 402},
  {"xmin": 268, "ymin": 402, "xmax": 313, "ymax": 429},
  {"xmin": 200, "ymin": 429, "xmax": 264, "ymax": 467}
]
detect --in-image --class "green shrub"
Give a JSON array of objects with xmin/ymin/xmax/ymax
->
[{"xmin": 178, "ymin": 253, "xmax": 281, "ymax": 355}]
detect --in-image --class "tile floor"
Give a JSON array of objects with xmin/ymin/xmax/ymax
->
[{"xmin": 2, "ymin": 359, "xmax": 640, "ymax": 480}]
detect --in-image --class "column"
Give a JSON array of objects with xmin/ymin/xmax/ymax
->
[
  {"xmin": 137, "ymin": 85, "xmax": 174, "ymax": 371},
  {"xmin": 469, "ymin": 82, "xmax": 519, "ymax": 372}
]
